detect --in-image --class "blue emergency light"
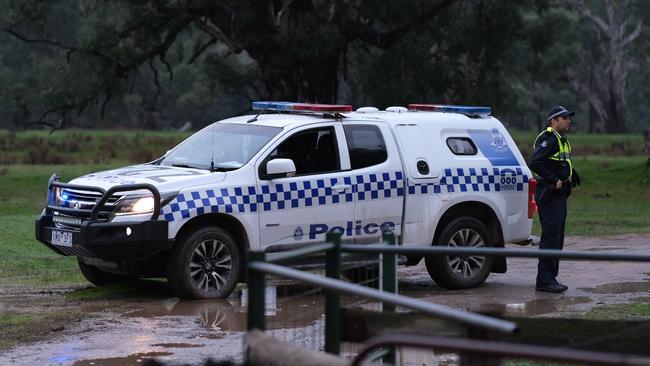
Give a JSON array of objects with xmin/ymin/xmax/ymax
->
[
  {"xmin": 252, "ymin": 101, "xmax": 353, "ymax": 113},
  {"xmin": 408, "ymin": 104, "xmax": 491, "ymax": 116}
]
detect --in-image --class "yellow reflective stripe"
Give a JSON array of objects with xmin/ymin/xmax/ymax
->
[{"xmin": 535, "ymin": 127, "xmax": 573, "ymax": 179}]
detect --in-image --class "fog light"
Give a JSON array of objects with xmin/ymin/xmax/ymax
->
[{"xmin": 126, "ymin": 227, "xmax": 132, "ymax": 236}]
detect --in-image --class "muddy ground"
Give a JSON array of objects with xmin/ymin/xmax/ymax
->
[{"xmin": 1, "ymin": 234, "xmax": 649, "ymax": 365}]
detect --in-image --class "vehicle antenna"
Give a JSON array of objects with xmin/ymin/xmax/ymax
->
[{"xmin": 211, "ymin": 98, "xmax": 217, "ymax": 172}]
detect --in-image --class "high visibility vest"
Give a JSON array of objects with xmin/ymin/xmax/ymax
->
[{"xmin": 534, "ymin": 127, "xmax": 573, "ymax": 179}]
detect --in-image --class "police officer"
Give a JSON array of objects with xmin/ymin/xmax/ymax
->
[{"xmin": 529, "ymin": 106, "xmax": 580, "ymax": 293}]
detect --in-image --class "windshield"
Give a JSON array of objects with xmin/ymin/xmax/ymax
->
[{"xmin": 160, "ymin": 123, "xmax": 281, "ymax": 171}]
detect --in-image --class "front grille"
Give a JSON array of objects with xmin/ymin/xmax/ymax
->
[{"xmin": 52, "ymin": 189, "xmax": 123, "ymax": 228}]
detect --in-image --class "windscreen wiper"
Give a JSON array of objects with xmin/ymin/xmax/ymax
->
[
  {"xmin": 171, "ymin": 163, "xmax": 204, "ymax": 170},
  {"xmin": 209, "ymin": 166, "xmax": 238, "ymax": 172}
]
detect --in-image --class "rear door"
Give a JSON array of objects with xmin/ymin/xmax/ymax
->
[{"xmin": 342, "ymin": 122, "xmax": 404, "ymax": 243}]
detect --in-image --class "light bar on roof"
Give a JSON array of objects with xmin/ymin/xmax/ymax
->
[
  {"xmin": 252, "ymin": 101, "xmax": 352, "ymax": 113},
  {"xmin": 408, "ymin": 104, "xmax": 491, "ymax": 116}
]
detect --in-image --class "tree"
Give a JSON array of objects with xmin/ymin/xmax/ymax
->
[
  {"xmin": 569, "ymin": 0, "xmax": 643, "ymax": 133},
  {"xmin": 3, "ymin": 0, "xmax": 457, "ymax": 128}
]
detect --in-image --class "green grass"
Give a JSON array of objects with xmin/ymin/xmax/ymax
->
[
  {"xmin": 510, "ymin": 130, "xmax": 645, "ymax": 157},
  {"xmin": 0, "ymin": 129, "xmax": 189, "ymax": 165},
  {"xmin": 585, "ymin": 299, "xmax": 650, "ymax": 320},
  {"xmin": 0, "ymin": 165, "xmax": 119, "ymax": 285},
  {"xmin": 538, "ymin": 156, "xmax": 650, "ymax": 236}
]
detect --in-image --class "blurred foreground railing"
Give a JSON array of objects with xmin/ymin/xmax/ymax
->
[{"xmin": 246, "ymin": 233, "xmax": 650, "ymax": 365}]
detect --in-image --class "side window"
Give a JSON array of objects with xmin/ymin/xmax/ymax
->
[
  {"xmin": 446, "ymin": 137, "xmax": 477, "ymax": 155},
  {"xmin": 343, "ymin": 125, "xmax": 387, "ymax": 169},
  {"xmin": 263, "ymin": 127, "xmax": 339, "ymax": 176}
]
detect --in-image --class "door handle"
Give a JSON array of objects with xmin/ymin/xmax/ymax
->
[{"xmin": 332, "ymin": 184, "xmax": 351, "ymax": 192}]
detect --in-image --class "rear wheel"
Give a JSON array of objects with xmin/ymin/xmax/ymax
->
[
  {"xmin": 425, "ymin": 217, "xmax": 493, "ymax": 289},
  {"xmin": 166, "ymin": 227, "xmax": 241, "ymax": 299},
  {"xmin": 77, "ymin": 259, "xmax": 129, "ymax": 286}
]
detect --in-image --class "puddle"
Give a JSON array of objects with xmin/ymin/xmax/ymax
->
[
  {"xmin": 150, "ymin": 343, "xmax": 203, "ymax": 349},
  {"xmin": 581, "ymin": 281, "xmax": 650, "ymax": 294},
  {"xmin": 72, "ymin": 351, "xmax": 173, "ymax": 366},
  {"xmin": 476, "ymin": 296, "xmax": 592, "ymax": 317},
  {"xmin": 120, "ymin": 286, "xmax": 329, "ymax": 332}
]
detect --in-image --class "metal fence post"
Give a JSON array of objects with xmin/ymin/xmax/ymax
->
[
  {"xmin": 247, "ymin": 251, "xmax": 266, "ymax": 331},
  {"xmin": 325, "ymin": 232, "xmax": 342, "ymax": 355},
  {"xmin": 381, "ymin": 232, "xmax": 397, "ymax": 364},
  {"xmin": 382, "ymin": 232, "xmax": 397, "ymax": 311}
]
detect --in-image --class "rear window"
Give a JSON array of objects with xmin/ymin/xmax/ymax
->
[
  {"xmin": 343, "ymin": 125, "xmax": 387, "ymax": 169},
  {"xmin": 446, "ymin": 137, "xmax": 477, "ymax": 155}
]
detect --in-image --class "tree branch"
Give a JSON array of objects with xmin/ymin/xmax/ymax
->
[
  {"xmin": 344, "ymin": 0, "xmax": 458, "ymax": 48},
  {"xmin": 188, "ymin": 36, "xmax": 218, "ymax": 64},
  {"xmin": 4, "ymin": 28, "xmax": 77, "ymax": 51},
  {"xmin": 194, "ymin": 17, "xmax": 243, "ymax": 53},
  {"xmin": 621, "ymin": 20, "xmax": 642, "ymax": 48},
  {"xmin": 579, "ymin": 2, "xmax": 610, "ymax": 34}
]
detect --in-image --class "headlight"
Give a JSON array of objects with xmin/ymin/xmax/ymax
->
[
  {"xmin": 112, "ymin": 191, "xmax": 178, "ymax": 217},
  {"xmin": 114, "ymin": 196, "xmax": 155, "ymax": 216}
]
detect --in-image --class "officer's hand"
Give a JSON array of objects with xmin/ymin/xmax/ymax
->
[
  {"xmin": 555, "ymin": 180, "xmax": 563, "ymax": 190},
  {"xmin": 572, "ymin": 169, "xmax": 581, "ymax": 188}
]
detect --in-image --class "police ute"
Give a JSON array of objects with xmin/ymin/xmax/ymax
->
[{"xmin": 35, "ymin": 101, "xmax": 537, "ymax": 299}]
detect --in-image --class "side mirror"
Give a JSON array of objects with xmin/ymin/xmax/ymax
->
[{"xmin": 266, "ymin": 158, "xmax": 296, "ymax": 179}]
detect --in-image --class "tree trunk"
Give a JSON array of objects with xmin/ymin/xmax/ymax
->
[
  {"xmin": 577, "ymin": 1, "xmax": 641, "ymax": 134},
  {"xmin": 257, "ymin": 53, "xmax": 341, "ymax": 103}
]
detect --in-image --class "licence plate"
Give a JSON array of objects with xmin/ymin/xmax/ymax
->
[{"xmin": 51, "ymin": 230, "xmax": 73, "ymax": 247}]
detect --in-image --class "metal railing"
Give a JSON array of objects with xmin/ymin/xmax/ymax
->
[
  {"xmin": 246, "ymin": 232, "xmax": 650, "ymax": 362},
  {"xmin": 351, "ymin": 333, "xmax": 650, "ymax": 366}
]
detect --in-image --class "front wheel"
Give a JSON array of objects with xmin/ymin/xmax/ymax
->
[
  {"xmin": 425, "ymin": 217, "xmax": 493, "ymax": 289},
  {"xmin": 166, "ymin": 227, "xmax": 242, "ymax": 300}
]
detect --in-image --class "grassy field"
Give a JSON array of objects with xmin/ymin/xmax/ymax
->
[
  {"xmin": 0, "ymin": 129, "xmax": 649, "ymax": 285},
  {"xmin": 0, "ymin": 165, "xmax": 121, "ymax": 286}
]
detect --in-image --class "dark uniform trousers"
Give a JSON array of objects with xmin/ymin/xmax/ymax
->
[{"xmin": 535, "ymin": 185, "xmax": 567, "ymax": 287}]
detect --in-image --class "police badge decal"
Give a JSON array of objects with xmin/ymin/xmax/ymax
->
[
  {"xmin": 490, "ymin": 128, "xmax": 509, "ymax": 152},
  {"xmin": 293, "ymin": 226, "xmax": 304, "ymax": 241}
]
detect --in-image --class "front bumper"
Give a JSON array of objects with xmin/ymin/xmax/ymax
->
[
  {"xmin": 35, "ymin": 214, "xmax": 172, "ymax": 261},
  {"xmin": 36, "ymin": 175, "xmax": 173, "ymax": 261}
]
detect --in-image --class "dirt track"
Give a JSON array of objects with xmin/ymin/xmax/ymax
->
[{"xmin": 1, "ymin": 234, "xmax": 649, "ymax": 365}]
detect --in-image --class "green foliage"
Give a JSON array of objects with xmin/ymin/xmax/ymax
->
[{"xmin": 1, "ymin": 0, "xmax": 649, "ymax": 132}]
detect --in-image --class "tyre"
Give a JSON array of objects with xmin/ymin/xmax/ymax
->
[
  {"xmin": 77, "ymin": 258, "xmax": 129, "ymax": 286},
  {"xmin": 166, "ymin": 227, "xmax": 241, "ymax": 300},
  {"xmin": 425, "ymin": 217, "xmax": 493, "ymax": 289}
]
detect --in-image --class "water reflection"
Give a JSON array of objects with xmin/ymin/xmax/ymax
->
[{"xmin": 122, "ymin": 284, "xmax": 336, "ymax": 332}]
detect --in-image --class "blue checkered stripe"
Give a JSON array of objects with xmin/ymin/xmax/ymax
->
[
  {"xmin": 408, "ymin": 167, "xmax": 528, "ymax": 195},
  {"xmin": 439, "ymin": 167, "xmax": 527, "ymax": 193},
  {"xmin": 161, "ymin": 172, "xmax": 405, "ymax": 222}
]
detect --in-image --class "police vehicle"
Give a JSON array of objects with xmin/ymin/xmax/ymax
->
[{"xmin": 35, "ymin": 101, "xmax": 537, "ymax": 299}]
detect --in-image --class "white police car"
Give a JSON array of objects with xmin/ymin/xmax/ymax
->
[{"xmin": 35, "ymin": 101, "xmax": 537, "ymax": 299}]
